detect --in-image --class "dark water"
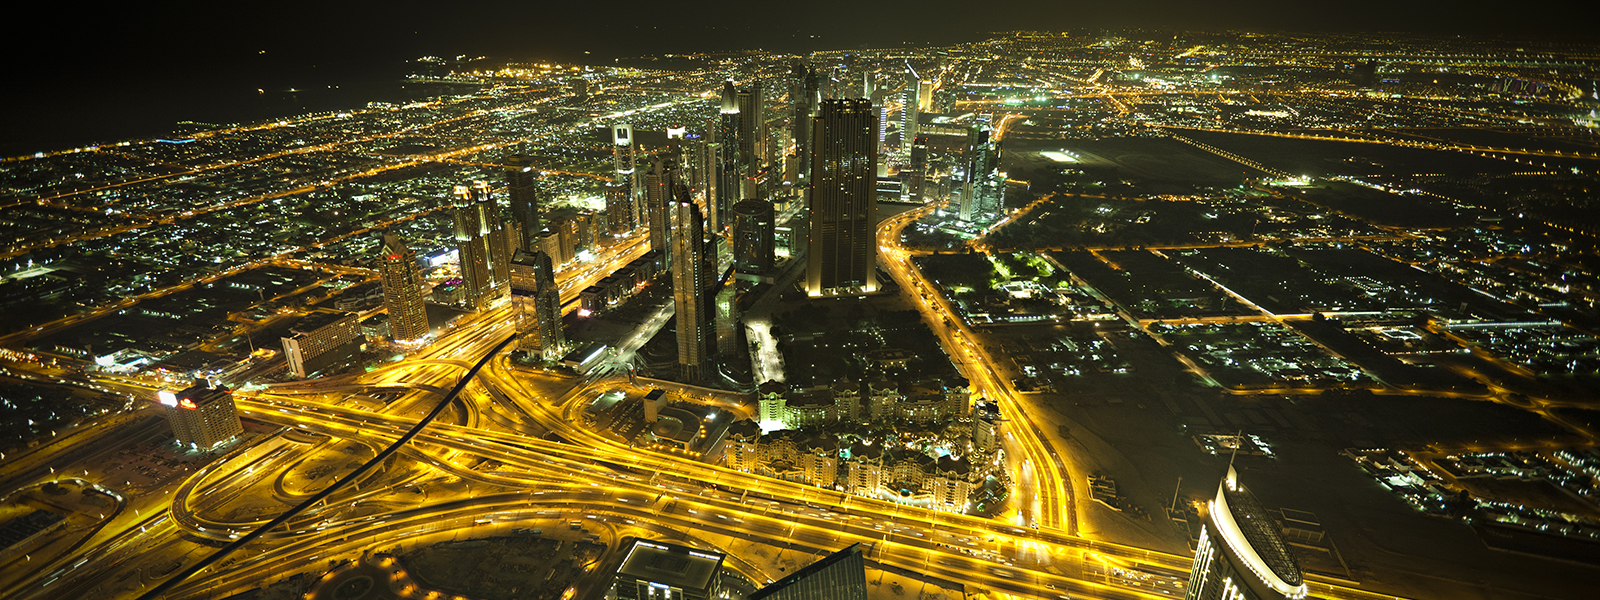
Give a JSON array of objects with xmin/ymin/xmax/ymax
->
[{"xmin": 0, "ymin": 59, "xmax": 474, "ymax": 156}]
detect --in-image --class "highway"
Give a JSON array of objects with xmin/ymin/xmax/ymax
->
[{"xmin": 0, "ymin": 191, "xmax": 1425, "ymax": 600}]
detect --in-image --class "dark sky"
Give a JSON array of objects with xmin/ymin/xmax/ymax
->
[{"xmin": 3, "ymin": 0, "xmax": 1593, "ymax": 154}]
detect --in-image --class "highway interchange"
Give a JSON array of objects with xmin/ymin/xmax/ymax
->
[{"xmin": 0, "ymin": 208, "xmax": 1418, "ymax": 600}]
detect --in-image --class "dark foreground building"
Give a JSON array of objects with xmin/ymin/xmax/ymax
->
[
  {"xmin": 1185, "ymin": 466, "xmax": 1308, "ymax": 600},
  {"xmin": 608, "ymin": 539, "xmax": 725, "ymax": 600},
  {"xmin": 748, "ymin": 543, "xmax": 867, "ymax": 600}
]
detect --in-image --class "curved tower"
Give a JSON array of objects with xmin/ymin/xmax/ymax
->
[{"xmin": 1186, "ymin": 466, "xmax": 1309, "ymax": 600}]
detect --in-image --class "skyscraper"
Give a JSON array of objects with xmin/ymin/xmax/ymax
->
[
  {"xmin": 509, "ymin": 249, "xmax": 565, "ymax": 361},
  {"xmin": 901, "ymin": 65, "xmax": 921, "ymax": 158},
  {"xmin": 643, "ymin": 153, "xmax": 679, "ymax": 264},
  {"xmin": 506, "ymin": 155, "xmax": 540, "ymax": 250},
  {"xmin": 904, "ymin": 136, "xmax": 928, "ymax": 203},
  {"xmin": 731, "ymin": 199, "xmax": 775, "ymax": 277},
  {"xmin": 747, "ymin": 544, "xmax": 867, "ymax": 600},
  {"xmin": 612, "ymin": 123, "xmax": 638, "ymax": 222},
  {"xmin": 671, "ymin": 184, "xmax": 714, "ymax": 384},
  {"xmin": 1185, "ymin": 466, "xmax": 1309, "ymax": 600},
  {"xmin": 159, "ymin": 383, "xmax": 242, "ymax": 449},
  {"xmin": 378, "ymin": 232, "xmax": 430, "ymax": 341},
  {"xmin": 807, "ymin": 99, "xmax": 879, "ymax": 296},
  {"xmin": 716, "ymin": 81, "xmax": 743, "ymax": 232},
  {"xmin": 605, "ymin": 183, "xmax": 634, "ymax": 235},
  {"xmin": 794, "ymin": 68, "xmax": 820, "ymax": 185},
  {"xmin": 737, "ymin": 82, "xmax": 767, "ymax": 180},
  {"xmin": 960, "ymin": 127, "xmax": 1003, "ymax": 222},
  {"xmin": 452, "ymin": 182, "xmax": 511, "ymax": 310}
]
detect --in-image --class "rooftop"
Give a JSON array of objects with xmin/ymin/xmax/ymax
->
[{"xmin": 616, "ymin": 539, "xmax": 723, "ymax": 592}]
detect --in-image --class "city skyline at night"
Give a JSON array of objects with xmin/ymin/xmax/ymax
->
[{"xmin": 2, "ymin": 19, "xmax": 1599, "ymax": 600}]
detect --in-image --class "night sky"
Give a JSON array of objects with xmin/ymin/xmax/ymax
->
[{"xmin": 4, "ymin": 0, "xmax": 1593, "ymax": 155}]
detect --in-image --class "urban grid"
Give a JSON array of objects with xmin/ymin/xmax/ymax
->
[{"xmin": 2, "ymin": 23, "xmax": 1600, "ymax": 600}]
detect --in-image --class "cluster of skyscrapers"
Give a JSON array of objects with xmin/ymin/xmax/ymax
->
[{"xmin": 370, "ymin": 60, "xmax": 1004, "ymax": 385}]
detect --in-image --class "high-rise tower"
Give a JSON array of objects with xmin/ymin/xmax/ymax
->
[
  {"xmin": 737, "ymin": 82, "xmax": 767, "ymax": 196},
  {"xmin": 959, "ymin": 127, "xmax": 1003, "ymax": 222},
  {"xmin": 904, "ymin": 136, "xmax": 928, "ymax": 203},
  {"xmin": 605, "ymin": 183, "xmax": 634, "ymax": 235},
  {"xmin": 509, "ymin": 249, "xmax": 566, "ymax": 362},
  {"xmin": 671, "ymin": 184, "xmax": 715, "ymax": 384},
  {"xmin": 643, "ymin": 153, "xmax": 680, "ymax": 265},
  {"xmin": 452, "ymin": 182, "xmax": 511, "ymax": 310},
  {"xmin": 506, "ymin": 156, "xmax": 540, "ymax": 250},
  {"xmin": 794, "ymin": 68, "xmax": 820, "ymax": 185},
  {"xmin": 613, "ymin": 123, "xmax": 639, "ymax": 222},
  {"xmin": 901, "ymin": 64, "xmax": 921, "ymax": 158},
  {"xmin": 1185, "ymin": 466, "xmax": 1309, "ymax": 600},
  {"xmin": 731, "ymin": 199, "xmax": 775, "ymax": 277},
  {"xmin": 378, "ymin": 232, "xmax": 430, "ymax": 341},
  {"xmin": 807, "ymin": 99, "xmax": 879, "ymax": 296},
  {"xmin": 716, "ymin": 81, "xmax": 743, "ymax": 234}
]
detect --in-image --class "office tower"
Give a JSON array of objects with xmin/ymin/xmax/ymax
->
[
  {"xmin": 1185, "ymin": 466, "xmax": 1309, "ymax": 600},
  {"xmin": 748, "ymin": 544, "xmax": 868, "ymax": 600},
  {"xmin": 904, "ymin": 136, "xmax": 928, "ymax": 203},
  {"xmin": 452, "ymin": 182, "xmax": 510, "ymax": 310},
  {"xmin": 795, "ymin": 68, "xmax": 820, "ymax": 184},
  {"xmin": 960, "ymin": 127, "xmax": 1002, "ymax": 222},
  {"xmin": 159, "ymin": 383, "xmax": 242, "ymax": 449},
  {"xmin": 807, "ymin": 99, "xmax": 879, "ymax": 296},
  {"xmin": 716, "ymin": 82, "xmax": 743, "ymax": 234},
  {"xmin": 672, "ymin": 185, "xmax": 714, "ymax": 384},
  {"xmin": 731, "ymin": 199, "xmax": 775, "ymax": 277},
  {"xmin": 378, "ymin": 232, "xmax": 430, "ymax": 341},
  {"xmin": 608, "ymin": 540, "xmax": 725, "ymax": 600},
  {"xmin": 901, "ymin": 65, "xmax": 921, "ymax": 158},
  {"xmin": 280, "ymin": 309, "xmax": 362, "ymax": 378},
  {"xmin": 537, "ymin": 229, "xmax": 563, "ymax": 266},
  {"xmin": 612, "ymin": 123, "xmax": 636, "ymax": 191},
  {"xmin": 605, "ymin": 183, "xmax": 634, "ymax": 235},
  {"xmin": 737, "ymin": 82, "xmax": 767, "ymax": 179},
  {"xmin": 509, "ymin": 249, "xmax": 565, "ymax": 361},
  {"xmin": 506, "ymin": 155, "xmax": 540, "ymax": 249},
  {"xmin": 644, "ymin": 153, "xmax": 680, "ymax": 263},
  {"xmin": 869, "ymin": 89, "xmax": 889, "ymax": 156}
]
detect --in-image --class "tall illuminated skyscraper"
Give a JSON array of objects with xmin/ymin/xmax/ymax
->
[
  {"xmin": 506, "ymin": 155, "xmax": 540, "ymax": 250},
  {"xmin": 378, "ymin": 232, "xmax": 430, "ymax": 341},
  {"xmin": 807, "ymin": 99, "xmax": 879, "ymax": 296},
  {"xmin": 959, "ymin": 127, "xmax": 1003, "ymax": 222},
  {"xmin": 737, "ymin": 82, "xmax": 767, "ymax": 180},
  {"xmin": 671, "ymin": 184, "xmax": 714, "ymax": 384},
  {"xmin": 643, "ymin": 153, "xmax": 679, "ymax": 264},
  {"xmin": 605, "ymin": 183, "xmax": 634, "ymax": 235},
  {"xmin": 509, "ymin": 249, "xmax": 565, "ymax": 361},
  {"xmin": 612, "ymin": 123, "xmax": 641, "ymax": 226},
  {"xmin": 1185, "ymin": 466, "xmax": 1309, "ymax": 600},
  {"xmin": 901, "ymin": 65, "xmax": 921, "ymax": 158},
  {"xmin": 452, "ymin": 182, "xmax": 511, "ymax": 310},
  {"xmin": 716, "ymin": 81, "xmax": 743, "ymax": 233},
  {"xmin": 794, "ymin": 68, "xmax": 820, "ymax": 184}
]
